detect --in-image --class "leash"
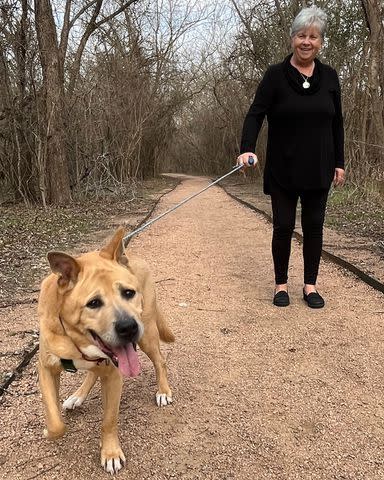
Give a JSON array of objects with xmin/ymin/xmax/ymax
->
[{"xmin": 122, "ymin": 158, "xmax": 255, "ymax": 246}]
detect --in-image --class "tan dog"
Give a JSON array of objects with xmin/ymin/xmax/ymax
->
[{"xmin": 38, "ymin": 228, "xmax": 174, "ymax": 474}]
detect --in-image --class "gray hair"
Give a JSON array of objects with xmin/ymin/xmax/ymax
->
[{"xmin": 290, "ymin": 6, "xmax": 327, "ymax": 39}]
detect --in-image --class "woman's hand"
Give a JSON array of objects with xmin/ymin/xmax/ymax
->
[
  {"xmin": 333, "ymin": 168, "xmax": 345, "ymax": 187},
  {"xmin": 237, "ymin": 152, "xmax": 258, "ymax": 168}
]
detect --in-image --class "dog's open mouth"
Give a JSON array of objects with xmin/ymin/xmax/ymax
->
[{"xmin": 90, "ymin": 331, "xmax": 141, "ymax": 378}]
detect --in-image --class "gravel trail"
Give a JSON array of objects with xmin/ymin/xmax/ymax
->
[{"xmin": 1, "ymin": 175, "xmax": 384, "ymax": 480}]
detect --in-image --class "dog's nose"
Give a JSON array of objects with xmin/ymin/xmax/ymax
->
[{"xmin": 115, "ymin": 316, "xmax": 138, "ymax": 341}]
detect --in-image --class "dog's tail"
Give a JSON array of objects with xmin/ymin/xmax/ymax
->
[{"xmin": 156, "ymin": 309, "xmax": 175, "ymax": 343}]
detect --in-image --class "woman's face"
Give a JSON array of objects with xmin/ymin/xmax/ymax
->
[{"xmin": 291, "ymin": 25, "xmax": 322, "ymax": 64}]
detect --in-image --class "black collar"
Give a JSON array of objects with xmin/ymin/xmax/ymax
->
[{"xmin": 60, "ymin": 358, "xmax": 78, "ymax": 373}]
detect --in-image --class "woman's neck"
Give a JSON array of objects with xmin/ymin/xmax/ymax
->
[{"xmin": 290, "ymin": 55, "xmax": 315, "ymax": 75}]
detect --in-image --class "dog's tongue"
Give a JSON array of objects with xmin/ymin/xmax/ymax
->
[{"xmin": 113, "ymin": 343, "xmax": 141, "ymax": 377}]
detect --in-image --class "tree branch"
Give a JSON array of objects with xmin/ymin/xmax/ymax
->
[
  {"xmin": 58, "ymin": 0, "xmax": 72, "ymax": 75},
  {"xmin": 67, "ymin": 0, "xmax": 140, "ymax": 95},
  {"xmin": 94, "ymin": 0, "xmax": 140, "ymax": 29}
]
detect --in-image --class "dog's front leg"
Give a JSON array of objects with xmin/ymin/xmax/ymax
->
[
  {"xmin": 99, "ymin": 367, "xmax": 126, "ymax": 474},
  {"xmin": 38, "ymin": 360, "xmax": 66, "ymax": 439}
]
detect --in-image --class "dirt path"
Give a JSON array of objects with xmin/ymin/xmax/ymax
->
[{"xmin": 1, "ymin": 175, "xmax": 384, "ymax": 480}]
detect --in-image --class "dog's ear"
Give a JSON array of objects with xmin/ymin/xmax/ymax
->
[
  {"xmin": 100, "ymin": 227, "xmax": 128, "ymax": 266},
  {"xmin": 47, "ymin": 252, "xmax": 81, "ymax": 287}
]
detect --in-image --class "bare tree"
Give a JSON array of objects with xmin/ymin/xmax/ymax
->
[
  {"xmin": 2, "ymin": 0, "xmax": 383, "ymax": 205},
  {"xmin": 33, "ymin": 0, "xmax": 140, "ymax": 204},
  {"xmin": 34, "ymin": 0, "xmax": 71, "ymax": 204},
  {"xmin": 361, "ymin": 0, "xmax": 384, "ymax": 152}
]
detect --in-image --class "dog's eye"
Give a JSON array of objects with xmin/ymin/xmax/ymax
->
[
  {"xmin": 86, "ymin": 297, "xmax": 103, "ymax": 309},
  {"xmin": 121, "ymin": 289, "xmax": 136, "ymax": 300}
]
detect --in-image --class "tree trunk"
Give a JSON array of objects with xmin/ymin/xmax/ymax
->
[
  {"xmin": 14, "ymin": 0, "xmax": 34, "ymax": 202},
  {"xmin": 34, "ymin": 0, "xmax": 71, "ymax": 204},
  {"xmin": 361, "ymin": 0, "xmax": 384, "ymax": 165}
]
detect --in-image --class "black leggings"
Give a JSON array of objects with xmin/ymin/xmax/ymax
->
[{"xmin": 270, "ymin": 181, "xmax": 329, "ymax": 285}]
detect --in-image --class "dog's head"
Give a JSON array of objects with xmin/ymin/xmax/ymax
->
[{"xmin": 48, "ymin": 228, "xmax": 143, "ymax": 377}]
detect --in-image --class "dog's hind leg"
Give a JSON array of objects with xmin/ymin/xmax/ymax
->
[
  {"xmin": 38, "ymin": 361, "xmax": 66, "ymax": 439},
  {"xmin": 155, "ymin": 308, "xmax": 175, "ymax": 343},
  {"xmin": 63, "ymin": 371, "xmax": 98, "ymax": 410},
  {"xmin": 139, "ymin": 323, "xmax": 173, "ymax": 407}
]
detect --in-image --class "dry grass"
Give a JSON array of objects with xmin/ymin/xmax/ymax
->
[{"xmin": 0, "ymin": 177, "xmax": 179, "ymax": 304}]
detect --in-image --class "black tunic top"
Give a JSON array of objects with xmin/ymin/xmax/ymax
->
[{"xmin": 240, "ymin": 54, "xmax": 344, "ymax": 194}]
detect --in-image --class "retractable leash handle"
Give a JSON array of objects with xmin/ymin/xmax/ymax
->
[{"xmin": 122, "ymin": 156, "xmax": 256, "ymax": 245}]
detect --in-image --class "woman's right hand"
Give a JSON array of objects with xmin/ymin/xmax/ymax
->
[{"xmin": 236, "ymin": 152, "xmax": 258, "ymax": 168}]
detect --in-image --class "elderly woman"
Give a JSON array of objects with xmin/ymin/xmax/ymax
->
[{"xmin": 237, "ymin": 6, "xmax": 345, "ymax": 308}]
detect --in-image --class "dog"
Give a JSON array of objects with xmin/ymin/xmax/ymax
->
[{"xmin": 37, "ymin": 227, "xmax": 174, "ymax": 474}]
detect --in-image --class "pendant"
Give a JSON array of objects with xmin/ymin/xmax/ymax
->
[{"xmin": 303, "ymin": 80, "xmax": 310, "ymax": 89}]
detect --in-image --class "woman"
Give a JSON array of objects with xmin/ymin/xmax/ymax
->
[{"xmin": 237, "ymin": 6, "xmax": 345, "ymax": 308}]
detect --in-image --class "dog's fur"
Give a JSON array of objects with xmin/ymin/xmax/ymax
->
[{"xmin": 38, "ymin": 228, "xmax": 174, "ymax": 474}]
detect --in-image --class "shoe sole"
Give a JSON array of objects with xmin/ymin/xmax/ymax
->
[
  {"xmin": 303, "ymin": 298, "xmax": 324, "ymax": 308},
  {"xmin": 305, "ymin": 304, "xmax": 324, "ymax": 309}
]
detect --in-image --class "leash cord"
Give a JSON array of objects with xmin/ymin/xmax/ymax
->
[{"xmin": 122, "ymin": 163, "xmax": 248, "ymax": 245}]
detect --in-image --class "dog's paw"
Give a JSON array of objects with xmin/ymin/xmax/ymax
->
[
  {"xmin": 43, "ymin": 424, "xmax": 66, "ymax": 439},
  {"xmin": 62, "ymin": 394, "xmax": 85, "ymax": 410},
  {"xmin": 101, "ymin": 448, "xmax": 126, "ymax": 475},
  {"xmin": 156, "ymin": 392, "xmax": 173, "ymax": 407}
]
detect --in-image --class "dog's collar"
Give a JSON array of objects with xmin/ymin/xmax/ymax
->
[
  {"xmin": 60, "ymin": 358, "xmax": 77, "ymax": 373},
  {"xmin": 60, "ymin": 356, "xmax": 109, "ymax": 373}
]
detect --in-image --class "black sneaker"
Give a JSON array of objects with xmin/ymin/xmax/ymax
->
[
  {"xmin": 303, "ymin": 289, "xmax": 325, "ymax": 308},
  {"xmin": 273, "ymin": 290, "xmax": 290, "ymax": 307}
]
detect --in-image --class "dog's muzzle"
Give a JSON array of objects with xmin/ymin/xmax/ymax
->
[{"xmin": 90, "ymin": 312, "xmax": 143, "ymax": 378}]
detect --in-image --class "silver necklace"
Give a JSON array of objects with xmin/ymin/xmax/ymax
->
[{"xmin": 300, "ymin": 72, "xmax": 310, "ymax": 89}]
